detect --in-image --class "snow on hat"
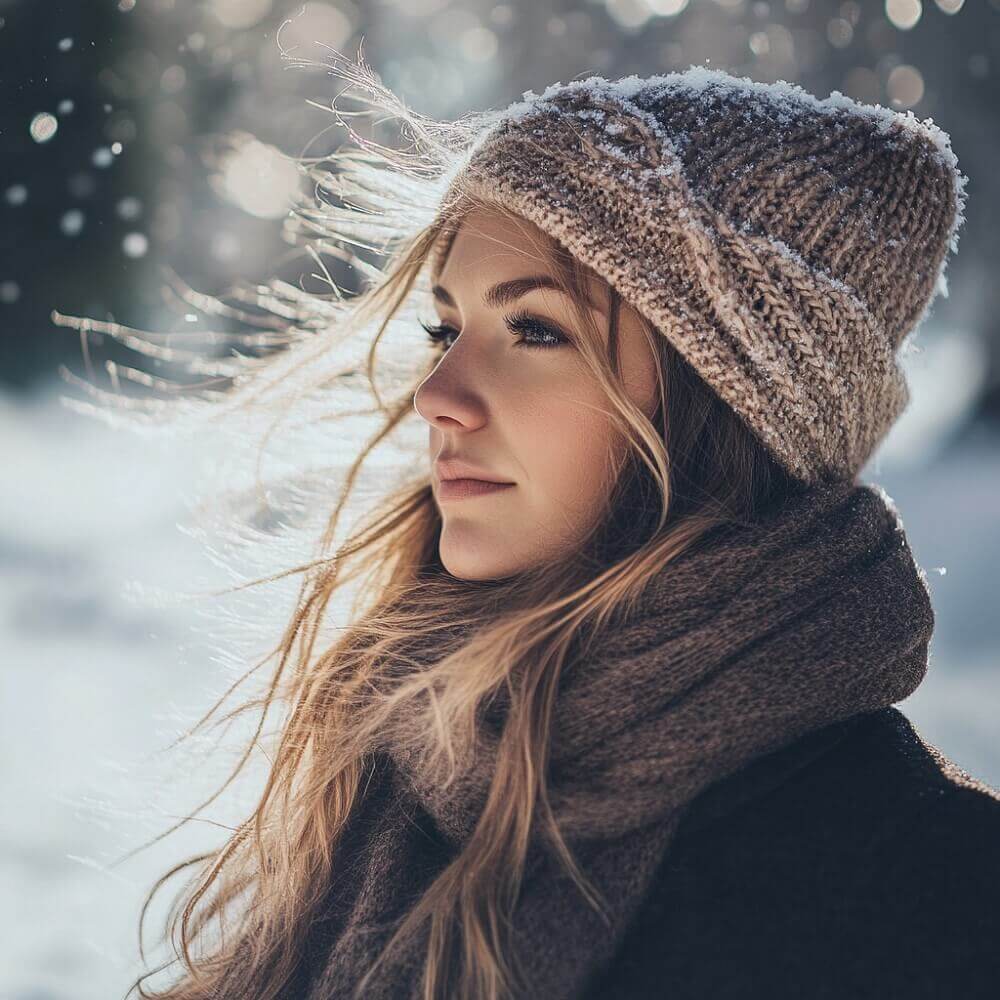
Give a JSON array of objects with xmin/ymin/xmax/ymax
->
[{"xmin": 435, "ymin": 67, "xmax": 969, "ymax": 485}]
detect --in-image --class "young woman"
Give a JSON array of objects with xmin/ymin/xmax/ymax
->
[{"xmin": 113, "ymin": 60, "xmax": 1000, "ymax": 999}]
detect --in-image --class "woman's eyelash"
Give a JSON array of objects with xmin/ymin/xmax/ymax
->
[{"xmin": 420, "ymin": 310, "xmax": 569, "ymax": 352}]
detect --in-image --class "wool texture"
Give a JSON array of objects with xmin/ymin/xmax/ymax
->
[
  {"xmin": 433, "ymin": 67, "xmax": 969, "ymax": 485},
  {"xmin": 286, "ymin": 478, "xmax": 936, "ymax": 999}
]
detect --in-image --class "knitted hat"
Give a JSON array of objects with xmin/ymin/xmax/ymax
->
[{"xmin": 434, "ymin": 67, "xmax": 968, "ymax": 485}]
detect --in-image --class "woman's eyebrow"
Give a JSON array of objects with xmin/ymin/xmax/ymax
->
[{"xmin": 432, "ymin": 275, "xmax": 601, "ymax": 312}]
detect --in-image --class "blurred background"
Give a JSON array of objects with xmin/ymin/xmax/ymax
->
[{"xmin": 1, "ymin": 1, "xmax": 998, "ymax": 997}]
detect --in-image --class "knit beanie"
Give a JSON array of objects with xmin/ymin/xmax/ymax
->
[{"xmin": 434, "ymin": 67, "xmax": 968, "ymax": 485}]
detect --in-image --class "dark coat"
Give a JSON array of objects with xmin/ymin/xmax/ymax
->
[
  {"xmin": 290, "ymin": 706, "xmax": 999, "ymax": 999},
  {"xmin": 582, "ymin": 706, "xmax": 1000, "ymax": 1000}
]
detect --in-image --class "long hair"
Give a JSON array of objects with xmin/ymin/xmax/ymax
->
[{"xmin": 60, "ymin": 53, "xmax": 807, "ymax": 1000}]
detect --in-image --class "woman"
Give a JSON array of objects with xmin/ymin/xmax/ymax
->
[{"xmin": 115, "ymin": 60, "xmax": 1000, "ymax": 999}]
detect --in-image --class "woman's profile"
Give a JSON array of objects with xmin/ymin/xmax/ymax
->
[{"xmin": 74, "ymin": 54, "xmax": 999, "ymax": 1000}]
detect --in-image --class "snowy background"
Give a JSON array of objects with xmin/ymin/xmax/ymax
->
[{"xmin": 2, "ymin": 1, "xmax": 999, "ymax": 998}]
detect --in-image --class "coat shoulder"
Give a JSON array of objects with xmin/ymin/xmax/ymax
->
[
  {"xmin": 587, "ymin": 707, "xmax": 1000, "ymax": 1000},
  {"xmin": 854, "ymin": 706, "xmax": 1000, "ymax": 853},
  {"xmin": 688, "ymin": 705, "xmax": 1000, "ymax": 834},
  {"xmin": 773, "ymin": 705, "xmax": 1000, "ymax": 842}
]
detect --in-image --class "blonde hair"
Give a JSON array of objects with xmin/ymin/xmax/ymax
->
[{"xmin": 60, "ymin": 54, "xmax": 803, "ymax": 1000}]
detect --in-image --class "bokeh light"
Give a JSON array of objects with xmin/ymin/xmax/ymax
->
[
  {"xmin": 886, "ymin": 0, "xmax": 922, "ymax": 30},
  {"xmin": 216, "ymin": 136, "xmax": 300, "ymax": 219},
  {"xmin": 387, "ymin": 0, "xmax": 452, "ymax": 14},
  {"xmin": 277, "ymin": 2, "xmax": 353, "ymax": 52},
  {"xmin": 748, "ymin": 23, "xmax": 796, "ymax": 66},
  {"xmin": 211, "ymin": 0, "xmax": 274, "ymax": 29},
  {"xmin": 827, "ymin": 17, "xmax": 854, "ymax": 48},
  {"xmin": 887, "ymin": 63, "xmax": 925, "ymax": 106},
  {"xmin": 29, "ymin": 112, "xmax": 58, "ymax": 143},
  {"xmin": 60, "ymin": 210, "xmax": 85, "ymax": 236},
  {"xmin": 459, "ymin": 26, "xmax": 499, "ymax": 61},
  {"xmin": 647, "ymin": 0, "xmax": 691, "ymax": 16},
  {"xmin": 160, "ymin": 64, "xmax": 187, "ymax": 94},
  {"xmin": 116, "ymin": 196, "xmax": 142, "ymax": 220},
  {"xmin": 122, "ymin": 232, "xmax": 150, "ymax": 258},
  {"xmin": 605, "ymin": 0, "xmax": 654, "ymax": 31}
]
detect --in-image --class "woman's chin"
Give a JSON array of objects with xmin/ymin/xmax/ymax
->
[{"xmin": 439, "ymin": 534, "xmax": 521, "ymax": 582}]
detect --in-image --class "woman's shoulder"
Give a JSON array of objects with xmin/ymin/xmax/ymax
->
[
  {"xmin": 587, "ymin": 708, "xmax": 1000, "ymax": 999},
  {"xmin": 678, "ymin": 704, "xmax": 1000, "ymax": 846},
  {"xmin": 838, "ymin": 705, "xmax": 1000, "ymax": 844}
]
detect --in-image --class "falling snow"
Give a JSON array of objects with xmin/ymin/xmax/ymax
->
[
  {"xmin": 29, "ymin": 112, "xmax": 58, "ymax": 142},
  {"xmin": 122, "ymin": 232, "xmax": 149, "ymax": 258},
  {"xmin": 60, "ymin": 209, "xmax": 85, "ymax": 236},
  {"xmin": 116, "ymin": 196, "xmax": 142, "ymax": 220}
]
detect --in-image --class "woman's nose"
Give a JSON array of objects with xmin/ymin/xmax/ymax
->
[{"xmin": 413, "ymin": 360, "xmax": 489, "ymax": 432}]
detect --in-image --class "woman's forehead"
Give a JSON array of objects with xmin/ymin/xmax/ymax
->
[
  {"xmin": 430, "ymin": 209, "xmax": 604, "ymax": 302},
  {"xmin": 427, "ymin": 205, "xmax": 646, "ymax": 331},
  {"xmin": 439, "ymin": 209, "xmax": 549, "ymax": 265}
]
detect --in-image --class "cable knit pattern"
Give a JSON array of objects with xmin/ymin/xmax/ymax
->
[{"xmin": 435, "ymin": 67, "xmax": 969, "ymax": 484}]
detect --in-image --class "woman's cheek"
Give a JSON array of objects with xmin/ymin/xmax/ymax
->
[{"xmin": 549, "ymin": 430, "xmax": 615, "ymax": 524}]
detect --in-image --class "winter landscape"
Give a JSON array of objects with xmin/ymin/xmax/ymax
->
[{"xmin": 2, "ymin": 1, "xmax": 999, "ymax": 997}]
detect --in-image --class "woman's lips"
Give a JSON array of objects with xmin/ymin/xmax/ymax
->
[{"xmin": 437, "ymin": 478, "xmax": 516, "ymax": 501}]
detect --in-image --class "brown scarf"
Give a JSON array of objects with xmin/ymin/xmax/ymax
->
[{"xmin": 289, "ymin": 479, "xmax": 934, "ymax": 999}]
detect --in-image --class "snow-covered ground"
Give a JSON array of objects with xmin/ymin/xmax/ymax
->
[
  {"xmin": 1, "ymin": 368, "xmax": 998, "ymax": 999},
  {"xmin": 0, "ymin": 382, "xmax": 270, "ymax": 1000}
]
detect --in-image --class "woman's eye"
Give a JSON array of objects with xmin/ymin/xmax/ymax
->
[
  {"xmin": 505, "ymin": 310, "xmax": 569, "ymax": 349},
  {"xmin": 420, "ymin": 319, "xmax": 459, "ymax": 350},
  {"xmin": 419, "ymin": 312, "xmax": 569, "ymax": 352}
]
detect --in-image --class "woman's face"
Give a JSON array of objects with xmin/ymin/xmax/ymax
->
[{"xmin": 413, "ymin": 207, "xmax": 659, "ymax": 581}]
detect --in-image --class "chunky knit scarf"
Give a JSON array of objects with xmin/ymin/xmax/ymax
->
[{"xmin": 288, "ymin": 479, "xmax": 934, "ymax": 1000}]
